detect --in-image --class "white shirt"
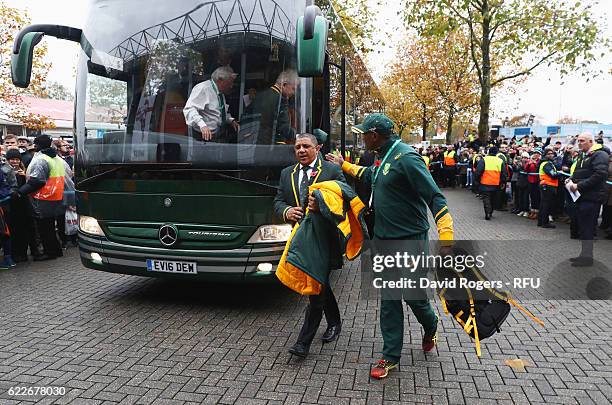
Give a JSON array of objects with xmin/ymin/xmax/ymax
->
[
  {"xmin": 298, "ymin": 159, "xmax": 317, "ymax": 193},
  {"xmin": 183, "ymin": 79, "xmax": 234, "ymax": 134}
]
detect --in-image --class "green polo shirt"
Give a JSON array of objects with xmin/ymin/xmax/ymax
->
[{"xmin": 342, "ymin": 138, "xmax": 453, "ymax": 242}]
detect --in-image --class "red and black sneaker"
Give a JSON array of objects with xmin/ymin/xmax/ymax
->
[
  {"xmin": 370, "ymin": 359, "xmax": 398, "ymax": 379},
  {"xmin": 422, "ymin": 321, "xmax": 438, "ymax": 352}
]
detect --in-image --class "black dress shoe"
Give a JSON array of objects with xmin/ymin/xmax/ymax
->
[
  {"xmin": 541, "ymin": 224, "xmax": 556, "ymax": 229},
  {"xmin": 322, "ymin": 324, "xmax": 342, "ymax": 343},
  {"xmin": 571, "ymin": 257, "xmax": 594, "ymax": 267},
  {"xmin": 288, "ymin": 343, "xmax": 309, "ymax": 358}
]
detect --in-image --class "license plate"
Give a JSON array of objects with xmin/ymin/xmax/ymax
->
[{"xmin": 146, "ymin": 259, "xmax": 198, "ymax": 274}]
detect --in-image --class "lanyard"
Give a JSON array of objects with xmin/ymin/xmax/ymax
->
[
  {"xmin": 370, "ymin": 139, "xmax": 401, "ymax": 206},
  {"xmin": 211, "ymin": 80, "xmax": 226, "ymax": 123}
]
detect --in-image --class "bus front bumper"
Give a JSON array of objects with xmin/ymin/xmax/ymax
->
[{"xmin": 78, "ymin": 232, "xmax": 284, "ymax": 282}]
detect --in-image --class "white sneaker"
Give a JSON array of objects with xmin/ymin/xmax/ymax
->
[
  {"xmin": 522, "ymin": 212, "xmax": 529, "ymax": 217},
  {"xmin": 516, "ymin": 211, "xmax": 524, "ymax": 216},
  {"xmin": 549, "ymin": 215, "xmax": 554, "ymax": 223}
]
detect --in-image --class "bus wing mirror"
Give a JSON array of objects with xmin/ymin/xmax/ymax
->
[
  {"xmin": 297, "ymin": 5, "xmax": 328, "ymax": 77},
  {"xmin": 12, "ymin": 32, "xmax": 44, "ymax": 88},
  {"xmin": 12, "ymin": 24, "xmax": 82, "ymax": 88}
]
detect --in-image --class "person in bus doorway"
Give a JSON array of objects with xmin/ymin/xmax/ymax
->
[
  {"xmin": 326, "ymin": 113, "xmax": 454, "ymax": 380},
  {"xmin": 273, "ymin": 132, "xmax": 346, "ymax": 358},
  {"xmin": 183, "ymin": 65, "xmax": 240, "ymax": 142},
  {"xmin": 11, "ymin": 135, "xmax": 71, "ymax": 261},
  {"xmin": 251, "ymin": 70, "xmax": 299, "ymax": 145}
]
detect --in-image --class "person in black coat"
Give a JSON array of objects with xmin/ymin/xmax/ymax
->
[
  {"xmin": 273, "ymin": 132, "xmax": 346, "ymax": 358},
  {"xmin": 567, "ymin": 132, "xmax": 610, "ymax": 266},
  {"xmin": 5, "ymin": 149, "xmax": 42, "ymax": 262}
]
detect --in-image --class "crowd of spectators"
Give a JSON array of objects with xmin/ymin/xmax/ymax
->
[
  {"xmin": 417, "ymin": 130, "xmax": 612, "ymax": 239},
  {"xmin": 0, "ymin": 133, "xmax": 76, "ymax": 270}
]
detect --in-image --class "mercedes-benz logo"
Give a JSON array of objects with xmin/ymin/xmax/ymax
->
[
  {"xmin": 163, "ymin": 198, "xmax": 172, "ymax": 207},
  {"xmin": 159, "ymin": 224, "xmax": 179, "ymax": 247}
]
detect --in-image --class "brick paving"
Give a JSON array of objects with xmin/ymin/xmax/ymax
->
[{"xmin": 1, "ymin": 189, "xmax": 611, "ymax": 404}]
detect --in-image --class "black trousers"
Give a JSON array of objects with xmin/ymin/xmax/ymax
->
[
  {"xmin": 482, "ymin": 190, "xmax": 497, "ymax": 216},
  {"xmin": 444, "ymin": 167, "xmax": 456, "ymax": 188},
  {"xmin": 538, "ymin": 186, "xmax": 556, "ymax": 226},
  {"xmin": 295, "ymin": 285, "xmax": 341, "ymax": 346},
  {"xmin": 494, "ymin": 183, "xmax": 507, "ymax": 210},
  {"xmin": 576, "ymin": 201, "xmax": 600, "ymax": 258},
  {"xmin": 553, "ymin": 184, "xmax": 566, "ymax": 217},
  {"xmin": 36, "ymin": 217, "xmax": 62, "ymax": 257},
  {"xmin": 8, "ymin": 208, "xmax": 39, "ymax": 257}
]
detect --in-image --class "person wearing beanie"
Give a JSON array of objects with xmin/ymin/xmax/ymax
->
[
  {"xmin": 537, "ymin": 148, "xmax": 559, "ymax": 229},
  {"xmin": 526, "ymin": 149, "xmax": 542, "ymax": 220},
  {"xmin": 0, "ymin": 146, "xmax": 18, "ymax": 269},
  {"xmin": 514, "ymin": 151, "xmax": 531, "ymax": 217},
  {"xmin": 475, "ymin": 147, "xmax": 507, "ymax": 220},
  {"xmin": 5, "ymin": 150, "xmax": 41, "ymax": 263},
  {"xmin": 12, "ymin": 134, "xmax": 71, "ymax": 261}
]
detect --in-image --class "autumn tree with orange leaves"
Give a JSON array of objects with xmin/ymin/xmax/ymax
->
[
  {"xmin": 0, "ymin": 2, "xmax": 55, "ymax": 130},
  {"xmin": 383, "ymin": 32, "xmax": 480, "ymax": 143}
]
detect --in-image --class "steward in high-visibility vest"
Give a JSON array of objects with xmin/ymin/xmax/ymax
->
[
  {"xmin": 422, "ymin": 154, "xmax": 430, "ymax": 171},
  {"xmin": 443, "ymin": 149, "xmax": 457, "ymax": 166},
  {"xmin": 539, "ymin": 156, "xmax": 559, "ymax": 188},
  {"xmin": 475, "ymin": 147, "xmax": 506, "ymax": 220},
  {"xmin": 14, "ymin": 135, "xmax": 70, "ymax": 260},
  {"xmin": 443, "ymin": 146, "xmax": 458, "ymax": 188},
  {"xmin": 537, "ymin": 148, "xmax": 559, "ymax": 228}
]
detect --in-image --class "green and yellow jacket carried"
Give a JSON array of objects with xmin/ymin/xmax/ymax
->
[
  {"xmin": 341, "ymin": 138, "xmax": 454, "ymax": 243},
  {"xmin": 276, "ymin": 180, "xmax": 367, "ymax": 295}
]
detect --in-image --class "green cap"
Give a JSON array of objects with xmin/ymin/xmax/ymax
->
[
  {"xmin": 313, "ymin": 128, "xmax": 328, "ymax": 145},
  {"xmin": 352, "ymin": 113, "xmax": 395, "ymax": 136}
]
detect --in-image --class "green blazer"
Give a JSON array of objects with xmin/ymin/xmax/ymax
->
[{"xmin": 273, "ymin": 157, "xmax": 346, "ymax": 223}]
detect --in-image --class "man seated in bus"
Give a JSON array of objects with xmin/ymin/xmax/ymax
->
[
  {"xmin": 250, "ymin": 70, "xmax": 299, "ymax": 145},
  {"xmin": 183, "ymin": 66, "xmax": 240, "ymax": 142}
]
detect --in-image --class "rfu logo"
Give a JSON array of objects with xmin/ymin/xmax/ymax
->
[{"xmin": 159, "ymin": 224, "xmax": 179, "ymax": 247}]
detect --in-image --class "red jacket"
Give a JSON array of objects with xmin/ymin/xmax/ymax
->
[{"xmin": 524, "ymin": 161, "xmax": 539, "ymax": 184}]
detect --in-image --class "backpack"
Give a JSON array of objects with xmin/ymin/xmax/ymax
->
[{"xmin": 436, "ymin": 248, "xmax": 544, "ymax": 356}]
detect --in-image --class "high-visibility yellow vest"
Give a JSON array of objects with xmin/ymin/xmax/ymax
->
[
  {"xmin": 538, "ymin": 161, "xmax": 558, "ymax": 187},
  {"xmin": 29, "ymin": 154, "xmax": 65, "ymax": 201},
  {"xmin": 444, "ymin": 151, "xmax": 456, "ymax": 166},
  {"xmin": 570, "ymin": 160, "xmax": 577, "ymax": 176},
  {"xmin": 481, "ymin": 155, "xmax": 502, "ymax": 186},
  {"xmin": 422, "ymin": 155, "xmax": 430, "ymax": 171}
]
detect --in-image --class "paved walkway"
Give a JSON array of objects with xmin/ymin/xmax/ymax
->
[{"xmin": 1, "ymin": 189, "xmax": 611, "ymax": 404}]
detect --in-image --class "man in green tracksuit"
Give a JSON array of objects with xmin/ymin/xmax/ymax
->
[{"xmin": 326, "ymin": 113, "xmax": 454, "ymax": 379}]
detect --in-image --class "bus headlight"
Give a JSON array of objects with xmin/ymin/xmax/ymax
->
[
  {"xmin": 248, "ymin": 224, "xmax": 292, "ymax": 243},
  {"xmin": 79, "ymin": 215, "xmax": 105, "ymax": 236}
]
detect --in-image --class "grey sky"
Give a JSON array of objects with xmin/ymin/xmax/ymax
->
[{"xmin": 6, "ymin": 0, "xmax": 612, "ymax": 125}]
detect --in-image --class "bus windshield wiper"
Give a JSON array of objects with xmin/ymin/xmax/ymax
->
[
  {"xmin": 76, "ymin": 163, "xmax": 193, "ymax": 188},
  {"xmin": 140, "ymin": 168, "xmax": 279, "ymax": 191}
]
